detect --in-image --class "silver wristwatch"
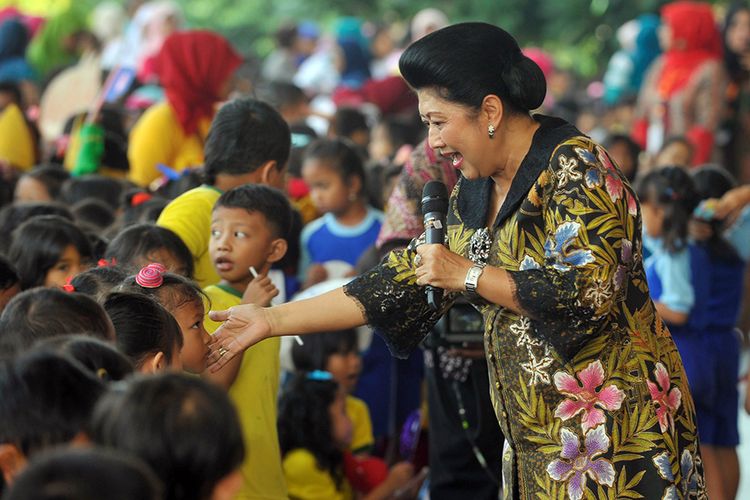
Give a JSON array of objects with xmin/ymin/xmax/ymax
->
[{"xmin": 464, "ymin": 262, "xmax": 486, "ymax": 295}]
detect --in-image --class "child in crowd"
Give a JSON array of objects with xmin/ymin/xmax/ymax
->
[
  {"xmin": 300, "ymin": 138, "xmax": 383, "ymax": 288},
  {"xmin": 0, "ymin": 203, "xmax": 73, "ymax": 254},
  {"xmin": 89, "ymin": 373, "xmax": 245, "ymax": 500},
  {"xmin": 13, "ymin": 165, "xmax": 69, "ymax": 203},
  {"xmin": 278, "ymin": 372, "xmax": 414, "ymax": 500},
  {"xmin": 329, "ymin": 107, "xmax": 370, "ymax": 151},
  {"xmin": 157, "ymin": 98, "xmax": 291, "ymax": 287},
  {"xmin": 653, "ymin": 135, "xmax": 693, "ymax": 169},
  {"xmin": 69, "ymin": 265, "xmax": 128, "ymax": 303},
  {"xmin": 102, "ymin": 292, "xmax": 183, "ymax": 373},
  {"xmin": 291, "ymin": 329, "xmax": 373, "ymax": 455},
  {"xmin": 0, "ymin": 257, "xmax": 19, "ymax": 313},
  {"xmin": 39, "ymin": 335, "xmax": 134, "ymax": 383},
  {"xmin": 0, "ymin": 351, "xmax": 105, "ymax": 490},
  {"xmin": 603, "ymin": 133, "xmax": 641, "ymax": 182},
  {"xmin": 118, "ymin": 263, "xmax": 210, "ymax": 375},
  {"xmin": 7, "ymin": 215, "xmax": 91, "ymax": 289},
  {"xmin": 104, "ymin": 223, "xmax": 193, "ymax": 278},
  {"xmin": 689, "ymin": 165, "xmax": 747, "ymax": 500},
  {"xmin": 0, "ymin": 288, "xmax": 115, "ymax": 358},
  {"xmin": 638, "ymin": 166, "xmax": 734, "ymax": 498},
  {"xmin": 203, "ymin": 184, "xmax": 292, "ymax": 500},
  {"xmin": 3, "ymin": 448, "xmax": 163, "ymax": 500}
]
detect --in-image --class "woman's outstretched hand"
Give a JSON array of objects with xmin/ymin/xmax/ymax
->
[{"xmin": 206, "ymin": 304, "xmax": 272, "ymax": 372}]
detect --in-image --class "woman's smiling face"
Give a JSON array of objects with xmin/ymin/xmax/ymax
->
[{"xmin": 418, "ymin": 88, "xmax": 487, "ymax": 180}]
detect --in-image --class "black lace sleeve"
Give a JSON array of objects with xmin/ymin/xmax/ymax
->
[{"xmin": 343, "ymin": 244, "xmax": 454, "ymax": 358}]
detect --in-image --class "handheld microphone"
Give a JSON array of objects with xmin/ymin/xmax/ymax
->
[{"xmin": 421, "ymin": 181, "xmax": 449, "ymax": 310}]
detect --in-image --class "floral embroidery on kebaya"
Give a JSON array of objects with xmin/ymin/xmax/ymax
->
[
  {"xmin": 647, "ymin": 362, "xmax": 682, "ymax": 433},
  {"xmin": 553, "ymin": 360, "xmax": 625, "ymax": 432},
  {"xmin": 546, "ymin": 425, "xmax": 615, "ymax": 500},
  {"xmin": 557, "ymin": 154, "xmax": 582, "ymax": 188},
  {"xmin": 544, "ymin": 221, "xmax": 595, "ymax": 271}
]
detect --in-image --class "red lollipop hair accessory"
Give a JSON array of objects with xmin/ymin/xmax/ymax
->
[
  {"xmin": 62, "ymin": 276, "xmax": 75, "ymax": 293},
  {"xmin": 135, "ymin": 263, "xmax": 167, "ymax": 288}
]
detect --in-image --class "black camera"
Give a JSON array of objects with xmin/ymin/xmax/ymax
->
[{"xmin": 430, "ymin": 297, "xmax": 485, "ymax": 347}]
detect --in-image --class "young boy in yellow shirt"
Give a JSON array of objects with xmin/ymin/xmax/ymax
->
[{"xmin": 203, "ymin": 184, "xmax": 293, "ymax": 500}]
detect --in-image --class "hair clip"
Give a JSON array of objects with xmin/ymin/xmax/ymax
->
[
  {"xmin": 97, "ymin": 258, "xmax": 116, "ymax": 268},
  {"xmin": 135, "ymin": 263, "xmax": 167, "ymax": 288},
  {"xmin": 62, "ymin": 276, "xmax": 75, "ymax": 293},
  {"xmin": 130, "ymin": 192, "xmax": 153, "ymax": 207},
  {"xmin": 663, "ymin": 187, "xmax": 680, "ymax": 201},
  {"xmin": 96, "ymin": 367, "xmax": 109, "ymax": 380},
  {"xmin": 307, "ymin": 370, "xmax": 334, "ymax": 381}
]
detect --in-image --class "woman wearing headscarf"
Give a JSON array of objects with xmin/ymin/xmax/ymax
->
[
  {"xmin": 633, "ymin": 1, "xmax": 725, "ymax": 166},
  {"xmin": 207, "ymin": 22, "xmax": 705, "ymax": 499},
  {"xmin": 126, "ymin": 31, "xmax": 242, "ymax": 188},
  {"xmin": 26, "ymin": 5, "xmax": 89, "ymax": 79},
  {"xmin": 0, "ymin": 18, "xmax": 36, "ymax": 83}
]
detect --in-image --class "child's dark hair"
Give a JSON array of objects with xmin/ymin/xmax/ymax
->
[
  {"xmin": 203, "ymin": 98, "xmax": 291, "ymax": 185},
  {"xmin": 304, "ymin": 138, "xmax": 367, "ymax": 196},
  {"xmin": 604, "ymin": 133, "xmax": 642, "ymax": 182},
  {"xmin": 636, "ymin": 166, "xmax": 699, "ymax": 252},
  {"xmin": 258, "ymin": 81, "xmax": 309, "ymax": 118},
  {"xmin": 104, "ymin": 223, "xmax": 194, "ymax": 278},
  {"xmin": 72, "ymin": 198, "xmax": 116, "ymax": 230},
  {"xmin": 89, "ymin": 373, "xmax": 244, "ymax": 500},
  {"xmin": 118, "ymin": 190, "xmax": 170, "ymax": 227},
  {"xmin": 659, "ymin": 135, "xmax": 694, "ymax": 162},
  {"xmin": 37, "ymin": 335, "xmax": 134, "ymax": 382},
  {"xmin": 3, "ymin": 448, "xmax": 163, "ymax": 500},
  {"xmin": 291, "ymin": 329, "xmax": 358, "ymax": 372},
  {"xmin": 19, "ymin": 165, "xmax": 70, "ymax": 201},
  {"xmin": 332, "ymin": 107, "xmax": 369, "ymax": 138},
  {"xmin": 278, "ymin": 374, "xmax": 344, "ymax": 489},
  {"xmin": 0, "ymin": 256, "xmax": 18, "ymax": 292},
  {"xmin": 118, "ymin": 270, "xmax": 207, "ymax": 313},
  {"xmin": 70, "ymin": 265, "xmax": 128, "ymax": 303},
  {"xmin": 0, "ymin": 350, "xmax": 105, "ymax": 457},
  {"xmin": 103, "ymin": 292, "xmax": 183, "ymax": 369},
  {"xmin": 0, "ymin": 288, "xmax": 115, "ymax": 358},
  {"xmin": 60, "ymin": 175, "xmax": 125, "ymax": 211},
  {"xmin": 691, "ymin": 165, "xmax": 742, "ymax": 261},
  {"xmin": 215, "ymin": 184, "xmax": 293, "ymax": 239},
  {"xmin": 7, "ymin": 215, "xmax": 92, "ymax": 290},
  {"xmin": 0, "ymin": 203, "xmax": 73, "ymax": 254}
]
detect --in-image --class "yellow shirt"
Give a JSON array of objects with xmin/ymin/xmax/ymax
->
[
  {"xmin": 346, "ymin": 396, "xmax": 374, "ymax": 454},
  {"xmin": 127, "ymin": 101, "xmax": 210, "ymax": 187},
  {"xmin": 204, "ymin": 284, "xmax": 287, "ymax": 500},
  {"xmin": 283, "ymin": 449, "xmax": 353, "ymax": 500},
  {"xmin": 0, "ymin": 103, "xmax": 35, "ymax": 171},
  {"xmin": 157, "ymin": 184, "xmax": 222, "ymax": 287}
]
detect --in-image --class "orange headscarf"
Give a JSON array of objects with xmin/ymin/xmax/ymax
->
[
  {"xmin": 658, "ymin": 1, "xmax": 722, "ymax": 98},
  {"xmin": 156, "ymin": 31, "xmax": 242, "ymax": 134}
]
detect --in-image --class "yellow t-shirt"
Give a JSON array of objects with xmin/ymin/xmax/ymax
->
[
  {"xmin": 127, "ymin": 101, "xmax": 210, "ymax": 187},
  {"xmin": 157, "ymin": 184, "xmax": 222, "ymax": 287},
  {"xmin": 0, "ymin": 103, "xmax": 35, "ymax": 171},
  {"xmin": 346, "ymin": 396, "xmax": 374, "ymax": 454},
  {"xmin": 283, "ymin": 448, "xmax": 353, "ymax": 500},
  {"xmin": 203, "ymin": 284, "xmax": 287, "ymax": 500}
]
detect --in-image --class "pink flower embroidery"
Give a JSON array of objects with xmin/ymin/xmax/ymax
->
[
  {"xmin": 554, "ymin": 360, "xmax": 625, "ymax": 432},
  {"xmin": 596, "ymin": 146, "xmax": 625, "ymax": 202},
  {"xmin": 626, "ymin": 191, "xmax": 638, "ymax": 217},
  {"xmin": 547, "ymin": 425, "xmax": 615, "ymax": 500},
  {"xmin": 647, "ymin": 362, "xmax": 682, "ymax": 433}
]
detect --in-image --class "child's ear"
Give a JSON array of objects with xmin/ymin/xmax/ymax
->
[
  {"xmin": 140, "ymin": 352, "xmax": 166, "ymax": 374},
  {"xmin": 259, "ymin": 161, "xmax": 280, "ymax": 185},
  {"xmin": 347, "ymin": 174, "xmax": 362, "ymax": 199},
  {"xmin": 0, "ymin": 443, "xmax": 27, "ymax": 487},
  {"xmin": 266, "ymin": 238, "xmax": 288, "ymax": 264},
  {"xmin": 210, "ymin": 469, "xmax": 244, "ymax": 500}
]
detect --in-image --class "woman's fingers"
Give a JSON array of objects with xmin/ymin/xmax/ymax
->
[{"xmin": 208, "ymin": 308, "xmax": 231, "ymax": 322}]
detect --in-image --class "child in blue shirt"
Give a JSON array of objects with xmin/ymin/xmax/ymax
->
[
  {"xmin": 639, "ymin": 166, "xmax": 743, "ymax": 500},
  {"xmin": 300, "ymin": 138, "xmax": 383, "ymax": 289}
]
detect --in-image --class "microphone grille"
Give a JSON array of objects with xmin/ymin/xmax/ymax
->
[{"xmin": 421, "ymin": 181, "xmax": 449, "ymax": 215}]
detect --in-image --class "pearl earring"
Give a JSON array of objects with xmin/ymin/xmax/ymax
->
[{"xmin": 488, "ymin": 124, "xmax": 495, "ymax": 139}]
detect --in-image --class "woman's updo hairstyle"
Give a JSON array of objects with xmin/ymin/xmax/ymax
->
[{"xmin": 399, "ymin": 22, "xmax": 546, "ymax": 113}]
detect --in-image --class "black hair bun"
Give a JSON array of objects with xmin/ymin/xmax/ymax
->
[{"xmin": 502, "ymin": 55, "xmax": 547, "ymax": 111}]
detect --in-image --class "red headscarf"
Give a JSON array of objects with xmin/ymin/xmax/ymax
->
[
  {"xmin": 658, "ymin": 1, "xmax": 722, "ymax": 98},
  {"xmin": 156, "ymin": 31, "xmax": 242, "ymax": 134}
]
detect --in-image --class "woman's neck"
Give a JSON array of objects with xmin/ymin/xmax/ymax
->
[
  {"xmin": 490, "ymin": 114, "xmax": 540, "ymax": 193},
  {"xmin": 334, "ymin": 201, "xmax": 368, "ymax": 227}
]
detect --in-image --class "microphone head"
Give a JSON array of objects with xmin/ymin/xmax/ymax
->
[{"xmin": 421, "ymin": 181, "xmax": 449, "ymax": 215}]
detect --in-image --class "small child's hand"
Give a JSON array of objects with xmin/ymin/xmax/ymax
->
[
  {"xmin": 242, "ymin": 273, "xmax": 279, "ymax": 307},
  {"xmin": 304, "ymin": 263, "xmax": 328, "ymax": 289}
]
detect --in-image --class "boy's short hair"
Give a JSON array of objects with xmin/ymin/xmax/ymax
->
[
  {"xmin": 4, "ymin": 448, "xmax": 163, "ymax": 500},
  {"xmin": 214, "ymin": 184, "xmax": 293, "ymax": 239},
  {"xmin": 0, "ymin": 256, "xmax": 19, "ymax": 291},
  {"xmin": 203, "ymin": 98, "xmax": 291, "ymax": 183},
  {"xmin": 0, "ymin": 351, "xmax": 105, "ymax": 457}
]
